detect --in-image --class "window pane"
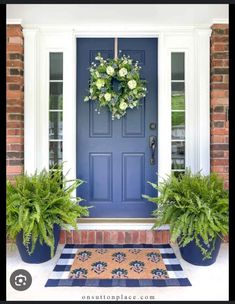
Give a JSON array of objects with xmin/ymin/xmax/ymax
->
[
  {"xmin": 49, "ymin": 82, "xmax": 63, "ymax": 109},
  {"xmin": 172, "ymin": 112, "xmax": 185, "ymax": 139},
  {"xmin": 172, "ymin": 159, "xmax": 185, "ymax": 170},
  {"xmin": 171, "ymin": 82, "xmax": 185, "ymax": 110},
  {"xmin": 172, "ymin": 141, "xmax": 185, "ymax": 169},
  {"xmin": 49, "ymin": 141, "xmax": 63, "ymax": 166},
  {"xmin": 172, "ymin": 82, "xmax": 184, "ymax": 93},
  {"xmin": 173, "ymin": 171, "xmax": 185, "ymax": 178},
  {"xmin": 49, "ymin": 163, "xmax": 63, "ymax": 170},
  {"xmin": 171, "ymin": 53, "xmax": 184, "ymax": 80},
  {"xmin": 50, "ymin": 53, "xmax": 63, "ymax": 80},
  {"xmin": 49, "ymin": 112, "xmax": 63, "ymax": 139},
  {"xmin": 172, "ymin": 94, "xmax": 185, "ymax": 111}
]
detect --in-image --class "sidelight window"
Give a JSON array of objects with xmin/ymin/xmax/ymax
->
[
  {"xmin": 49, "ymin": 53, "xmax": 63, "ymax": 168},
  {"xmin": 171, "ymin": 53, "xmax": 185, "ymax": 176}
]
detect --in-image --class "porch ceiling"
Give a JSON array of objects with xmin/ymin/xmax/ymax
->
[{"xmin": 7, "ymin": 4, "xmax": 228, "ymax": 28}]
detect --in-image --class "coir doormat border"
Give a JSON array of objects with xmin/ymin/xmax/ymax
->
[{"xmin": 45, "ymin": 244, "xmax": 191, "ymax": 287}]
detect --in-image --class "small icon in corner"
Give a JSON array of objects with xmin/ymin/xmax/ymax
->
[{"xmin": 10, "ymin": 269, "xmax": 32, "ymax": 291}]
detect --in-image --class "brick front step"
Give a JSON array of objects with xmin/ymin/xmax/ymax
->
[
  {"xmin": 59, "ymin": 230, "xmax": 170, "ymax": 244},
  {"xmin": 59, "ymin": 230, "xmax": 229, "ymax": 244}
]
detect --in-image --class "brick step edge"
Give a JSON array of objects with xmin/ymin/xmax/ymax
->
[
  {"xmin": 60, "ymin": 230, "xmax": 169, "ymax": 244},
  {"xmin": 59, "ymin": 230, "xmax": 229, "ymax": 244}
]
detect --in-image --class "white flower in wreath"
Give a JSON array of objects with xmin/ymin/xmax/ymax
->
[
  {"xmin": 132, "ymin": 101, "xmax": 138, "ymax": 106},
  {"xmin": 119, "ymin": 101, "xmax": 128, "ymax": 111},
  {"xmin": 95, "ymin": 71, "xmax": 100, "ymax": 78},
  {"xmin": 104, "ymin": 92, "xmax": 112, "ymax": 101},
  {"xmin": 128, "ymin": 79, "xmax": 137, "ymax": 90},
  {"xmin": 119, "ymin": 67, "xmax": 128, "ymax": 77},
  {"xmin": 96, "ymin": 79, "xmax": 105, "ymax": 89},
  {"xmin": 106, "ymin": 66, "xmax": 115, "ymax": 76}
]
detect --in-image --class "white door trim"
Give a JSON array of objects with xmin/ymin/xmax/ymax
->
[{"xmin": 23, "ymin": 25, "xmax": 211, "ymax": 226}]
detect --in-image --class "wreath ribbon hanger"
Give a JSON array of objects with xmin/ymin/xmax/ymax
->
[{"xmin": 114, "ymin": 37, "xmax": 118, "ymax": 59}]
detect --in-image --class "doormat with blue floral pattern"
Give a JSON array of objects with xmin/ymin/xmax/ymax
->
[{"xmin": 45, "ymin": 244, "xmax": 191, "ymax": 287}]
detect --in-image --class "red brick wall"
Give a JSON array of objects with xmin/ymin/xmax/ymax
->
[
  {"xmin": 6, "ymin": 25, "xmax": 24, "ymax": 181},
  {"xmin": 210, "ymin": 24, "xmax": 229, "ymax": 189}
]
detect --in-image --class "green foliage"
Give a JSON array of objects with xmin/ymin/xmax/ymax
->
[
  {"xmin": 143, "ymin": 169, "xmax": 229, "ymax": 259},
  {"xmin": 84, "ymin": 53, "xmax": 147, "ymax": 120},
  {"xmin": 7, "ymin": 165, "xmax": 89, "ymax": 258},
  {"xmin": 171, "ymin": 95, "xmax": 185, "ymax": 110},
  {"xmin": 172, "ymin": 112, "xmax": 185, "ymax": 127}
]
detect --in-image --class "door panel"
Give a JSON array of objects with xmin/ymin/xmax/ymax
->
[
  {"xmin": 76, "ymin": 38, "xmax": 158, "ymax": 218},
  {"xmin": 122, "ymin": 104, "xmax": 145, "ymax": 137},
  {"xmin": 122, "ymin": 153, "xmax": 145, "ymax": 201},
  {"xmin": 90, "ymin": 153, "xmax": 112, "ymax": 201},
  {"xmin": 89, "ymin": 102, "xmax": 112, "ymax": 137}
]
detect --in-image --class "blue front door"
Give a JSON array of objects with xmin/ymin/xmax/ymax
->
[{"xmin": 77, "ymin": 38, "xmax": 158, "ymax": 218}]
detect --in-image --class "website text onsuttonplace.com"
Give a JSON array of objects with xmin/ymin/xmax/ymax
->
[{"xmin": 82, "ymin": 294, "xmax": 156, "ymax": 301}]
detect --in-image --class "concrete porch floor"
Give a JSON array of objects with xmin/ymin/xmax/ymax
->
[{"xmin": 7, "ymin": 243, "xmax": 228, "ymax": 301}]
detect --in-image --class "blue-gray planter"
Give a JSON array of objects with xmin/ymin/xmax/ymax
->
[
  {"xmin": 16, "ymin": 224, "xmax": 60, "ymax": 264},
  {"xmin": 179, "ymin": 236, "xmax": 221, "ymax": 266}
]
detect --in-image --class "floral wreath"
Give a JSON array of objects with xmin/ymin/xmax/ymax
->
[{"xmin": 84, "ymin": 53, "xmax": 147, "ymax": 120}]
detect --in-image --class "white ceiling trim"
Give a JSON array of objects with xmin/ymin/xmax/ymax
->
[
  {"xmin": 14, "ymin": 24, "xmax": 213, "ymax": 33},
  {"xmin": 6, "ymin": 22, "xmax": 228, "ymax": 31},
  {"xmin": 6, "ymin": 4, "xmax": 228, "ymax": 28}
]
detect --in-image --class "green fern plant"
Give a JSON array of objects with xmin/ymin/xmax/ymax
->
[
  {"xmin": 143, "ymin": 169, "xmax": 228, "ymax": 259},
  {"xmin": 7, "ymin": 165, "xmax": 90, "ymax": 258}
]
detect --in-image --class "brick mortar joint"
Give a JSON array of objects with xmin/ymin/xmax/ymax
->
[{"xmin": 211, "ymin": 33, "xmax": 228, "ymax": 36}]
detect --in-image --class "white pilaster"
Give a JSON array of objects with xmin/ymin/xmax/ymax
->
[
  {"xmin": 157, "ymin": 32, "xmax": 172, "ymax": 183},
  {"xmin": 195, "ymin": 29, "xmax": 212, "ymax": 175},
  {"xmin": 63, "ymin": 29, "xmax": 77, "ymax": 183}
]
